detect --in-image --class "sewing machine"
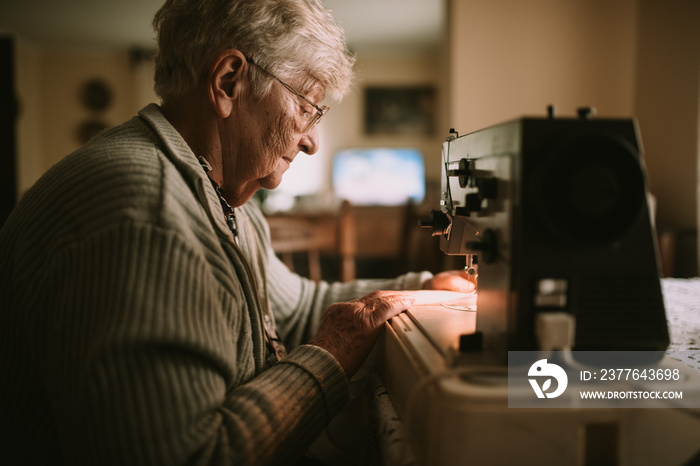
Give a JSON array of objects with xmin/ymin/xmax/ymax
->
[{"xmin": 379, "ymin": 108, "xmax": 700, "ymax": 465}]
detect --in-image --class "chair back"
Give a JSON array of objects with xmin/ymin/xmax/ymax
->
[{"xmin": 266, "ymin": 201, "xmax": 356, "ymax": 282}]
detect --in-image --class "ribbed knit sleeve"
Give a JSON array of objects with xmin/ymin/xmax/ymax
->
[
  {"xmin": 239, "ymin": 202, "xmax": 433, "ymax": 349},
  {"xmin": 269, "ymin": 261, "xmax": 432, "ymax": 349}
]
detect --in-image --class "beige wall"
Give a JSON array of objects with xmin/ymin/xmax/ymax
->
[
  {"xmin": 634, "ymin": 0, "xmax": 700, "ymax": 228},
  {"xmin": 449, "ymin": 0, "xmax": 638, "ymax": 129},
  {"xmin": 41, "ymin": 52, "xmax": 135, "ymax": 168},
  {"xmin": 14, "ymin": 45, "xmax": 157, "ymax": 196},
  {"xmin": 635, "ymin": 0, "xmax": 700, "ymax": 275}
]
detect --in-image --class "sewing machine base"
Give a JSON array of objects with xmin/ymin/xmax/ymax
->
[{"xmin": 380, "ymin": 302, "xmax": 700, "ymax": 466}]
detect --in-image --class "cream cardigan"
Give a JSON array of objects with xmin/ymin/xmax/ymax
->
[{"xmin": 0, "ymin": 104, "xmax": 430, "ymax": 465}]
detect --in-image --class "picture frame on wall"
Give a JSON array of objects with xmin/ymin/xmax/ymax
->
[{"xmin": 364, "ymin": 86, "xmax": 436, "ymax": 136}]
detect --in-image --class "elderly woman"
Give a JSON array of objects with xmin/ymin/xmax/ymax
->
[{"xmin": 0, "ymin": 0, "xmax": 470, "ymax": 464}]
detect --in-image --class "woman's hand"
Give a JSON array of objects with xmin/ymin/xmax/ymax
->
[
  {"xmin": 422, "ymin": 269, "xmax": 476, "ymax": 293},
  {"xmin": 309, "ymin": 291, "xmax": 414, "ymax": 377}
]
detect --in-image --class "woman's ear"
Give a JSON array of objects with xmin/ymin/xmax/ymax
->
[{"xmin": 208, "ymin": 49, "xmax": 248, "ymax": 118}]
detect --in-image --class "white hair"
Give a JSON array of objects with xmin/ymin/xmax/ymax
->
[{"xmin": 153, "ymin": 0, "xmax": 355, "ymax": 101}]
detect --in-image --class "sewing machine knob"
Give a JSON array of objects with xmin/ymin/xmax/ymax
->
[
  {"xmin": 477, "ymin": 177, "xmax": 498, "ymax": 199},
  {"xmin": 418, "ymin": 209, "xmax": 451, "ymax": 236},
  {"xmin": 464, "ymin": 193, "xmax": 482, "ymax": 212},
  {"xmin": 447, "ymin": 158, "xmax": 472, "ymax": 188},
  {"xmin": 577, "ymin": 106, "xmax": 596, "ymax": 119}
]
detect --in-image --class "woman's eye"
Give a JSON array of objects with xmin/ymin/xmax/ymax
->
[{"xmin": 300, "ymin": 105, "xmax": 313, "ymax": 119}]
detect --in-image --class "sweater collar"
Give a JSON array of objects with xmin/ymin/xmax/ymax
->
[{"xmin": 137, "ymin": 103, "xmax": 234, "ymax": 242}]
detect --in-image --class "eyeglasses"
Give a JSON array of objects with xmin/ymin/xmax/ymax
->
[{"xmin": 247, "ymin": 57, "xmax": 329, "ymax": 134}]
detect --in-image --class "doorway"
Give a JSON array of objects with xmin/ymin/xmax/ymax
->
[{"xmin": 0, "ymin": 36, "xmax": 17, "ymax": 227}]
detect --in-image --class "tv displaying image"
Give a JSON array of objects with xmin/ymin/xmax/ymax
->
[{"xmin": 333, "ymin": 148, "xmax": 425, "ymax": 206}]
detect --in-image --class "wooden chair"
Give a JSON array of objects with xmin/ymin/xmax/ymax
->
[{"xmin": 265, "ymin": 200, "xmax": 356, "ymax": 282}]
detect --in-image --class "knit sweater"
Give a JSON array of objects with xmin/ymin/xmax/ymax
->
[{"xmin": 0, "ymin": 104, "xmax": 430, "ymax": 465}]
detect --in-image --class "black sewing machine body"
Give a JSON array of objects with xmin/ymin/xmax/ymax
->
[{"xmin": 430, "ymin": 114, "xmax": 668, "ymax": 358}]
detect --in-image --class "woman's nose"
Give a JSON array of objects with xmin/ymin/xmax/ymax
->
[{"xmin": 298, "ymin": 126, "xmax": 319, "ymax": 155}]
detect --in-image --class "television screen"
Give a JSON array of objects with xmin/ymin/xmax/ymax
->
[{"xmin": 332, "ymin": 148, "xmax": 425, "ymax": 206}]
